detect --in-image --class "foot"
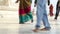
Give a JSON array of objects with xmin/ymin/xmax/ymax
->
[
  {"xmin": 33, "ymin": 28, "xmax": 40, "ymax": 32},
  {"xmin": 54, "ymin": 17, "xmax": 57, "ymax": 20},
  {"xmin": 54, "ymin": 18, "xmax": 57, "ymax": 21},
  {"xmin": 19, "ymin": 23, "xmax": 25, "ymax": 24},
  {"xmin": 40, "ymin": 28, "xmax": 50, "ymax": 31}
]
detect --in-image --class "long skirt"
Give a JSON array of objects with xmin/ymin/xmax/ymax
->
[{"xmin": 19, "ymin": 0, "xmax": 33, "ymax": 24}]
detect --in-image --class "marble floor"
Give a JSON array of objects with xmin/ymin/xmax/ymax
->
[{"xmin": 0, "ymin": 11, "xmax": 60, "ymax": 34}]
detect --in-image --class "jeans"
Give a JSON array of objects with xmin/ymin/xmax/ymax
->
[{"xmin": 36, "ymin": 0, "xmax": 51, "ymax": 29}]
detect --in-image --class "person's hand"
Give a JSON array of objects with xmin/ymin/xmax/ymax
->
[
  {"xmin": 15, "ymin": 1, "xmax": 18, "ymax": 3},
  {"xmin": 48, "ymin": 0, "xmax": 50, "ymax": 6}
]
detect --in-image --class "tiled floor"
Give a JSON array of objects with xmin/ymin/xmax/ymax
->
[{"xmin": 0, "ymin": 11, "xmax": 60, "ymax": 34}]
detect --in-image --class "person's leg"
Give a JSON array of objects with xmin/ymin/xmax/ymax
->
[
  {"xmin": 36, "ymin": 6, "xmax": 44, "ymax": 29},
  {"xmin": 35, "ymin": 0, "xmax": 47, "ymax": 29},
  {"xmin": 42, "ymin": 5, "xmax": 51, "ymax": 30},
  {"xmin": 33, "ymin": 0, "xmax": 44, "ymax": 32},
  {"xmin": 55, "ymin": 9, "xmax": 59, "ymax": 20},
  {"xmin": 54, "ymin": 1, "xmax": 59, "ymax": 20}
]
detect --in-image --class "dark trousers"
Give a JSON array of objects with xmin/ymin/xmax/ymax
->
[
  {"xmin": 55, "ymin": 1, "xmax": 60, "ymax": 19},
  {"xmin": 55, "ymin": 7, "xmax": 60, "ymax": 19}
]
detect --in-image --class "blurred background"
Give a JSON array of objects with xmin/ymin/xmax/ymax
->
[{"xmin": 0, "ymin": 0, "xmax": 60, "ymax": 34}]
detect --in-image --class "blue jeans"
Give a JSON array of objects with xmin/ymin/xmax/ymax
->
[{"xmin": 36, "ymin": 0, "xmax": 51, "ymax": 29}]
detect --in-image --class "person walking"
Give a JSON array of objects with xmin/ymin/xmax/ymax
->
[
  {"xmin": 16, "ymin": 0, "xmax": 33, "ymax": 24},
  {"xmin": 33, "ymin": 0, "xmax": 51, "ymax": 32},
  {"xmin": 54, "ymin": 0, "xmax": 60, "ymax": 20}
]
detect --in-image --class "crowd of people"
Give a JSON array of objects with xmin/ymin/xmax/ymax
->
[{"xmin": 15, "ymin": 0, "xmax": 60, "ymax": 32}]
